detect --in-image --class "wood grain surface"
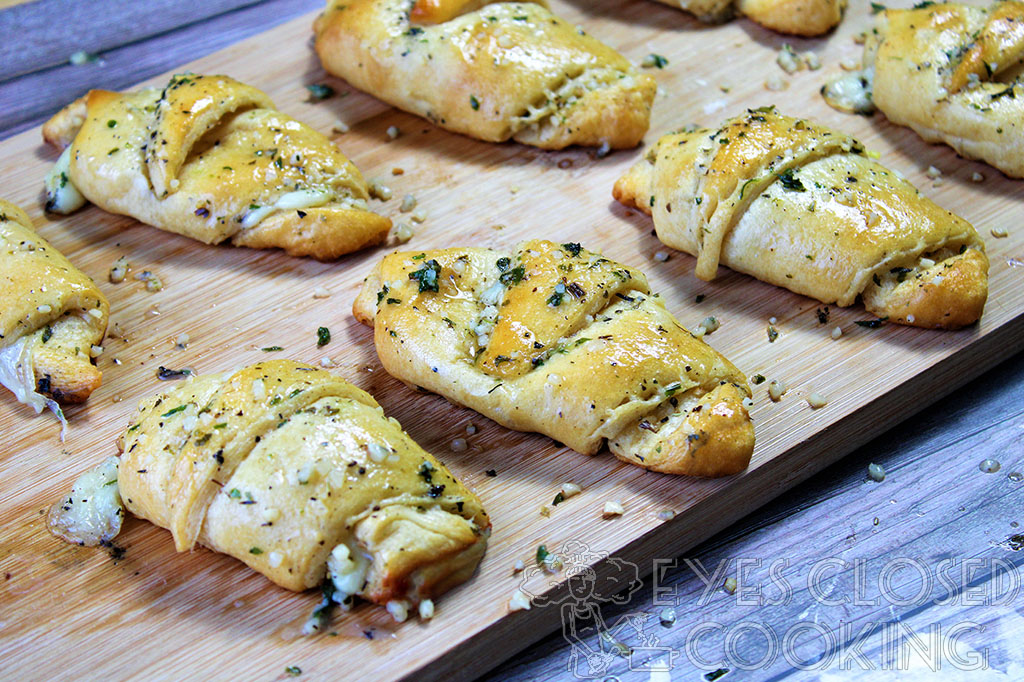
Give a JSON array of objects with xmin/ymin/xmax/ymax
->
[{"xmin": 1, "ymin": 0, "xmax": 1022, "ymax": 680}]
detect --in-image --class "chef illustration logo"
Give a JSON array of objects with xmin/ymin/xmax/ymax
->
[{"xmin": 519, "ymin": 540, "xmax": 679, "ymax": 679}]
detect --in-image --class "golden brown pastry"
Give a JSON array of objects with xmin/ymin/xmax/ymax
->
[
  {"xmin": 353, "ymin": 240, "xmax": 754, "ymax": 477},
  {"xmin": 0, "ymin": 200, "xmax": 107, "ymax": 425},
  {"xmin": 313, "ymin": 0, "xmax": 656, "ymax": 149},
  {"xmin": 49, "ymin": 360, "xmax": 488, "ymax": 620},
  {"xmin": 652, "ymin": 0, "xmax": 845, "ymax": 35},
  {"xmin": 860, "ymin": 2, "xmax": 1024, "ymax": 178},
  {"xmin": 42, "ymin": 74, "xmax": 391, "ymax": 260},
  {"xmin": 613, "ymin": 109, "xmax": 989, "ymax": 329}
]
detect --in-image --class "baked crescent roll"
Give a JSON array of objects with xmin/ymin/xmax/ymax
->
[
  {"xmin": 41, "ymin": 74, "xmax": 391, "ymax": 260},
  {"xmin": 312, "ymin": 0, "xmax": 656, "ymax": 149},
  {"xmin": 353, "ymin": 240, "xmax": 754, "ymax": 477},
  {"xmin": 613, "ymin": 109, "xmax": 989, "ymax": 329},
  {"xmin": 863, "ymin": 2, "xmax": 1024, "ymax": 178},
  {"xmin": 0, "ymin": 200, "xmax": 107, "ymax": 424},
  {"xmin": 651, "ymin": 0, "xmax": 845, "ymax": 35},
  {"xmin": 50, "ymin": 360, "xmax": 489, "ymax": 617}
]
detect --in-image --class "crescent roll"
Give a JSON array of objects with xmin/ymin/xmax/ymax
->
[
  {"xmin": 862, "ymin": 2, "xmax": 1024, "ymax": 178},
  {"xmin": 651, "ymin": 0, "xmax": 845, "ymax": 36},
  {"xmin": 312, "ymin": 0, "xmax": 656, "ymax": 149},
  {"xmin": 51, "ymin": 360, "xmax": 489, "ymax": 616},
  {"xmin": 353, "ymin": 240, "xmax": 754, "ymax": 477},
  {"xmin": 613, "ymin": 109, "xmax": 989, "ymax": 329},
  {"xmin": 0, "ymin": 200, "xmax": 107, "ymax": 422},
  {"xmin": 42, "ymin": 74, "xmax": 391, "ymax": 260}
]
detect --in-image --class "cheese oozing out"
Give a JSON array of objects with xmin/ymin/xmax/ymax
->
[
  {"xmin": 0, "ymin": 335, "xmax": 68, "ymax": 436},
  {"xmin": 327, "ymin": 541, "xmax": 371, "ymax": 607},
  {"xmin": 46, "ymin": 456, "xmax": 124, "ymax": 546},
  {"xmin": 241, "ymin": 189, "xmax": 337, "ymax": 229},
  {"xmin": 44, "ymin": 146, "xmax": 88, "ymax": 214}
]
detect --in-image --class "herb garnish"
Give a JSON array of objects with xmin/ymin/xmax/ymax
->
[
  {"xmin": 536, "ymin": 545, "xmax": 549, "ymax": 565},
  {"xmin": 547, "ymin": 282, "xmax": 567, "ymax": 307},
  {"xmin": 855, "ymin": 317, "xmax": 888, "ymax": 328},
  {"xmin": 470, "ymin": 95, "xmax": 480, "ymax": 110},
  {"xmin": 161, "ymin": 405, "xmax": 187, "ymax": 418},
  {"xmin": 499, "ymin": 266, "xmax": 525, "ymax": 286},
  {"xmin": 778, "ymin": 169, "xmax": 806, "ymax": 192},
  {"xmin": 317, "ymin": 326, "xmax": 331, "ymax": 347},
  {"xmin": 305, "ymin": 84, "xmax": 336, "ymax": 102},
  {"xmin": 562, "ymin": 242, "xmax": 582, "ymax": 257},
  {"xmin": 409, "ymin": 259, "xmax": 442, "ymax": 292}
]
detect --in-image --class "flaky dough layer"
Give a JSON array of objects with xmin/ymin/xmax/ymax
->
[
  {"xmin": 866, "ymin": 2, "xmax": 1024, "ymax": 178},
  {"xmin": 118, "ymin": 360, "xmax": 489, "ymax": 603},
  {"xmin": 43, "ymin": 74, "xmax": 391, "ymax": 260},
  {"xmin": 0, "ymin": 200, "xmax": 107, "ymax": 404},
  {"xmin": 354, "ymin": 240, "xmax": 754, "ymax": 477},
  {"xmin": 313, "ymin": 0, "xmax": 656, "ymax": 148},
  {"xmin": 614, "ymin": 109, "xmax": 988, "ymax": 329}
]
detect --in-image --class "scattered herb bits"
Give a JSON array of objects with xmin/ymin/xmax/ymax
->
[
  {"xmin": 641, "ymin": 53, "xmax": 669, "ymax": 69},
  {"xmin": 409, "ymin": 259, "xmax": 441, "ymax": 292},
  {"xmin": 316, "ymin": 327, "xmax": 331, "ymax": 347},
  {"xmin": 305, "ymin": 83, "xmax": 335, "ymax": 102},
  {"xmin": 285, "ymin": 666, "xmax": 302, "ymax": 677}
]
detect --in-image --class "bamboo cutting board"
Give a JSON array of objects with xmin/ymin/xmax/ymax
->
[{"xmin": 2, "ymin": 0, "xmax": 1023, "ymax": 679}]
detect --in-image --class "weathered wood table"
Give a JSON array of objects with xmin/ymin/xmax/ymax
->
[{"xmin": 2, "ymin": 0, "xmax": 1022, "ymax": 680}]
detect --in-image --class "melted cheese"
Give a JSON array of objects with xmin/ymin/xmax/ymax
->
[
  {"xmin": 327, "ymin": 541, "xmax": 371, "ymax": 605},
  {"xmin": 44, "ymin": 146, "xmax": 87, "ymax": 214},
  {"xmin": 0, "ymin": 336, "xmax": 67, "ymax": 435},
  {"xmin": 46, "ymin": 456, "xmax": 123, "ymax": 546}
]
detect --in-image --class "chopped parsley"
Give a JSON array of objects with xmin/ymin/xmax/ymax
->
[
  {"xmin": 562, "ymin": 242, "xmax": 582, "ymax": 257},
  {"xmin": 536, "ymin": 545, "xmax": 549, "ymax": 565},
  {"xmin": 261, "ymin": 346, "xmax": 284, "ymax": 352},
  {"xmin": 249, "ymin": 547, "xmax": 263, "ymax": 555},
  {"xmin": 778, "ymin": 169, "xmax": 806, "ymax": 192},
  {"xmin": 470, "ymin": 95, "xmax": 480, "ymax": 110},
  {"xmin": 305, "ymin": 83, "xmax": 335, "ymax": 102},
  {"xmin": 317, "ymin": 326, "xmax": 331, "ymax": 347},
  {"xmin": 40, "ymin": 326, "xmax": 53, "ymax": 343},
  {"xmin": 161, "ymin": 405, "xmax": 187, "ymax": 418},
  {"xmin": 409, "ymin": 259, "xmax": 441, "ymax": 292},
  {"xmin": 547, "ymin": 282, "xmax": 567, "ymax": 307},
  {"xmin": 855, "ymin": 317, "xmax": 888, "ymax": 328},
  {"xmin": 751, "ymin": 374, "xmax": 766, "ymax": 385},
  {"xmin": 499, "ymin": 266, "xmax": 525, "ymax": 286},
  {"xmin": 285, "ymin": 666, "xmax": 302, "ymax": 677}
]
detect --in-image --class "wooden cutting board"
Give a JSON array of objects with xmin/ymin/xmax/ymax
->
[{"xmin": 2, "ymin": 0, "xmax": 1022, "ymax": 679}]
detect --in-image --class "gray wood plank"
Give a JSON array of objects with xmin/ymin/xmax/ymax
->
[
  {"xmin": 0, "ymin": 0, "xmax": 265, "ymax": 80},
  {"xmin": 0, "ymin": 0, "xmax": 321, "ymax": 137},
  {"xmin": 485, "ymin": 352, "xmax": 1024, "ymax": 680}
]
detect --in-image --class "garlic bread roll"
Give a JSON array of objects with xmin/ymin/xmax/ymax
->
[
  {"xmin": 651, "ymin": 0, "xmax": 845, "ymax": 35},
  {"xmin": 354, "ymin": 240, "xmax": 754, "ymax": 477},
  {"xmin": 613, "ymin": 109, "xmax": 988, "ymax": 329},
  {"xmin": 863, "ymin": 1, "xmax": 1024, "ymax": 178},
  {"xmin": 111, "ymin": 360, "xmax": 488, "ymax": 608},
  {"xmin": 42, "ymin": 74, "xmax": 391, "ymax": 260},
  {"xmin": 0, "ymin": 200, "xmax": 107, "ymax": 417},
  {"xmin": 313, "ymin": 0, "xmax": 656, "ymax": 149}
]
